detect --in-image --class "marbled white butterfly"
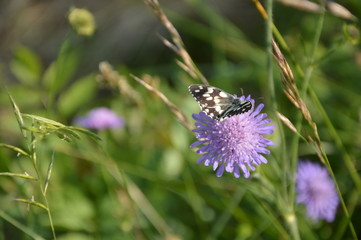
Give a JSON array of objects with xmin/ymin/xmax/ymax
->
[{"xmin": 189, "ymin": 84, "xmax": 252, "ymax": 121}]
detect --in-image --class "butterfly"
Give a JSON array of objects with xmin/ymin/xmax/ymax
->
[{"xmin": 189, "ymin": 84, "xmax": 252, "ymax": 121}]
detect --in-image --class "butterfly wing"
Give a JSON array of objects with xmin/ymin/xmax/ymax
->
[
  {"xmin": 189, "ymin": 84, "xmax": 234, "ymax": 120},
  {"xmin": 218, "ymin": 98, "xmax": 252, "ymax": 119}
]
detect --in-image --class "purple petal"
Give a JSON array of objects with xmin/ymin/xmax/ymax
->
[
  {"xmin": 190, "ymin": 140, "xmax": 207, "ymax": 148},
  {"xmin": 188, "ymin": 94, "xmax": 274, "ymax": 178},
  {"xmin": 216, "ymin": 163, "xmax": 225, "ymax": 177}
]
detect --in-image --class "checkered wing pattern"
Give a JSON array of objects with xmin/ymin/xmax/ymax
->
[{"xmin": 189, "ymin": 84, "xmax": 252, "ymax": 120}]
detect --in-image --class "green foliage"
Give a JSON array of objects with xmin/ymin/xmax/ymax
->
[
  {"xmin": 10, "ymin": 45, "xmax": 43, "ymax": 85},
  {"xmin": 0, "ymin": 1, "xmax": 360, "ymax": 240},
  {"xmin": 58, "ymin": 74, "xmax": 98, "ymax": 117},
  {"xmin": 44, "ymin": 38, "xmax": 82, "ymax": 95}
]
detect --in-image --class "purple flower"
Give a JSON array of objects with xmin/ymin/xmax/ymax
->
[
  {"xmin": 190, "ymin": 95, "xmax": 274, "ymax": 178},
  {"xmin": 75, "ymin": 107, "xmax": 124, "ymax": 130},
  {"xmin": 296, "ymin": 161, "xmax": 339, "ymax": 222}
]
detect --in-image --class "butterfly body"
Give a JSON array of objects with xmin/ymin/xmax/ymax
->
[{"xmin": 189, "ymin": 84, "xmax": 252, "ymax": 121}]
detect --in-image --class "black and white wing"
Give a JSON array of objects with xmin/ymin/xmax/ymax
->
[{"xmin": 188, "ymin": 84, "xmax": 252, "ymax": 120}]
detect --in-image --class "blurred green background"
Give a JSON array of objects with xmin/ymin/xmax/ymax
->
[{"xmin": 0, "ymin": 0, "xmax": 361, "ymax": 239}]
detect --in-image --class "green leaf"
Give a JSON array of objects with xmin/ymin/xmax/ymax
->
[
  {"xmin": 5, "ymin": 85, "xmax": 42, "ymax": 108},
  {"xmin": 10, "ymin": 45, "xmax": 42, "ymax": 85},
  {"xmin": 14, "ymin": 198, "xmax": 48, "ymax": 211},
  {"xmin": 0, "ymin": 144, "xmax": 30, "ymax": 157},
  {"xmin": 68, "ymin": 126, "xmax": 102, "ymax": 141},
  {"xmin": 22, "ymin": 113, "xmax": 66, "ymax": 127},
  {"xmin": 20, "ymin": 113, "xmax": 101, "ymax": 142},
  {"xmin": 58, "ymin": 74, "xmax": 97, "ymax": 117},
  {"xmin": 55, "ymin": 127, "xmax": 81, "ymax": 141},
  {"xmin": 7, "ymin": 91, "xmax": 26, "ymax": 137},
  {"xmin": 42, "ymin": 61, "xmax": 56, "ymax": 89},
  {"xmin": 0, "ymin": 172, "xmax": 37, "ymax": 180},
  {"xmin": 43, "ymin": 38, "xmax": 81, "ymax": 94}
]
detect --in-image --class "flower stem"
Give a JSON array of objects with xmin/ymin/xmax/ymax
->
[
  {"xmin": 29, "ymin": 121, "xmax": 57, "ymax": 239},
  {"xmin": 285, "ymin": 212, "xmax": 301, "ymax": 240}
]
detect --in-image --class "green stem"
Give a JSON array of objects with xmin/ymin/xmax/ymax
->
[
  {"xmin": 309, "ymin": 89, "xmax": 358, "ymax": 239},
  {"xmin": 303, "ymin": 7, "xmax": 357, "ymax": 239},
  {"xmin": 44, "ymin": 198, "xmax": 56, "ymax": 240},
  {"xmin": 300, "ymin": 6, "xmax": 324, "ymax": 96},
  {"xmin": 309, "ymin": 88, "xmax": 361, "ymax": 193},
  {"xmin": 266, "ymin": 1, "xmax": 300, "ymax": 238},
  {"xmin": 266, "ymin": 0, "xmax": 275, "ymax": 105},
  {"xmin": 288, "ymin": 3, "xmax": 326, "ymax": 208},
  {"xmin": 289, "ymin": 1, "xmax": 325, "ymax": 208},
  {"xmin": 285, "ymin": 212, "xmax": 301, "ymax": 240},
  {"xmin": 29, "ymin": 121, "xmax": 57, "ymax": 239}
]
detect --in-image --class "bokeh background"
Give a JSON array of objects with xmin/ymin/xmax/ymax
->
[{"xmin": 0, "ymin": 0, "xmax": 361, "ymax": 239}]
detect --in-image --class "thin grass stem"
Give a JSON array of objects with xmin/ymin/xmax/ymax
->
[
  {"xmin": 28, "ymin": 121, "xmax": 57, "ymax": 239},
  {"xmin": 309, "ymin": 88, "xmax": 358, "ymax": 239},
  {"xmin": 265, "ymin": 1, "xmax": 300, "ymax": 239},
  {"xmin": 253, "ymin": 1, "xmax": 358, "ymax": 238},
  {"xmin": 287, "ymin": 7, "xmax": 326, "ymax": 235},
  {"xmin": 309, "ymin": 88, "xmax": 361, "ymax": 193}
]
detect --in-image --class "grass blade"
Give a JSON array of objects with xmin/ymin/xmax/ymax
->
[
  {"xmin": 7, "ymin": 92, "xmax": 26, "ymax": 137},
  {"xmin": 0, "ymin": 144, "xmax": 30, "ymax": 157},
  {"xmin": 43, "ymin": 152, "xmax": 54, "ymax": 195},
  {"xmin": 15, "ymin": 198, "xmax": 48, "ymax": 211},
  {"xmin": 0, "ymin": 172, "xmax": 37, "ymax": 180},
  {"xmin": 22, "ymin": 113, "xmax": 66, "ymax": 127}
]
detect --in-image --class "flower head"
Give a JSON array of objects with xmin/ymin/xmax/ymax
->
[
  {"xmin": 296, "ymin": 161, "xmax": 339, "ymax": 222},
  {"xmin": 190, "ymin": 95, "xmax": 274, "ymax": 178},
  {"xmin": 75, "ymin": 107, "xmax": 124, "ymax": 130},
  {"xmin": 68, "ymin": 8, "xmax": 96, "ymax": 37}
]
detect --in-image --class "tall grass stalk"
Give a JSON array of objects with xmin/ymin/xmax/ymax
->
[
  {"xmin": 254, "ymin": 0, "xmax": 358, "ymax": 238},
  {"xmin": 309, "ymin": 87, "xmax": 361, "ymax": 193},
  {"xmin": 2, "ymin": 91, "xmax": 101, "ymax": 239},
  {"xmin": 7, "ymin": 94, "xmax": 57, "ymax": 239},
  {"xmin": 292, "ymin": 5, "xmax": 357, "ymax": 238},
  {"xmin": 265, "ymin": 1, "xmax": 302, "ymax": 239}
]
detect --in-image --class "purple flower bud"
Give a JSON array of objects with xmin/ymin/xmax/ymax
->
[
  {"xmin": 296, "ymin": 161, "xmax": 339, "ymax": 222},
  {"xmin": 75, "ymin": 107, "xmax": 124, "ymax": 130}
]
